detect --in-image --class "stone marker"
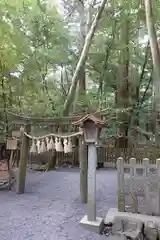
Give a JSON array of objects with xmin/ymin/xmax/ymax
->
[
  {"xmin": 144, "ymin": 221, "xmax": 158, "ymax": 240},
  {"xmin": 87, "ymin": 142, "xmax": 97, "ymax": 221},
  {"xmin": 104, "ymin": 208, "xmax": 160, "ymax": 240},
  {"xmin": 111, "ymin": 216, "xmax": 143, "ymax": 240}
]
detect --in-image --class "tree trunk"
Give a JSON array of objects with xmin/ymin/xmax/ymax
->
[
  {"xmin": 47, "ymin": 152, "xmax": 57, "ymax": 171},
  {"xmin": 63, "ymin": 0, "xmax": 108, "ymax": 115},
  {"xmin": 130, "ymin": 42, "xmax": 150, "ymax": 140},
  {"xmin": 116, "ymin": 8, "xmax": 130, "ymax": 148},
  {"xmin": 78, "ymin": 0, "xmax": 86, "ymax": 94},
  {"xmin": 144, "ymin": 0, "xmax": 160, "ymax": 141},
  {"xmin": 16, "ymin": 125, "xmax": 30, "ymax": 194},
  {"xmin": 1, "ymin": 77, "xmax": 9, "ymax": 137},
  {"xmin": 77, "ymin": 0, "xmax": 88, "ymax": 203},
  {"xmin": 76, "ymin": 0, "xmax": 86, "ymax": 114}
]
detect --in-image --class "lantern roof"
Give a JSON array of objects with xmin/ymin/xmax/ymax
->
[{"xmin": 72, "ymin": 114, "xmax": 106, "ymax": 127}]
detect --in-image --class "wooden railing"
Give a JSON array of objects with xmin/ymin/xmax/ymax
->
[{"xmin": 28, "ymin": 144, "xmax": 160, "ymax": 168}]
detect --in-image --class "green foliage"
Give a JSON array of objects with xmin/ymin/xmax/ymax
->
[
  {"xmin": 0, "ymin": 0, "xmax": 159, "ymax": 136},
  {"xmin": 0, "ymin": 0, "xmax": 70, "ymax": 123}
]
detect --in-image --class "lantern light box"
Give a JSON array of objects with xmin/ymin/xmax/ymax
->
[
  {"xmin": 72, "ymin": 114, "xmax": 106, "ymax": 143},
  {"xmin": 12, "ymin": 130, "xmax": 21, "ymax": 138}
]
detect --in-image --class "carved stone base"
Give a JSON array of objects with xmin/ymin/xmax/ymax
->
[
  {"xmin": 80, "ymin": 215, "xmax": 104, "ymax": 234},
  {"xmin": 104, "ymin": 208, "xmax": 160, "ymax": 226}
]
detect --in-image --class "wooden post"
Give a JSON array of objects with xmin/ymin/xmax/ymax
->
[
  {"xmin": 117, "ymin": 157, "xmax": 125, "ymax": 212},
  {"xmin": 8, "ymin": 150, "xmax": 14, "ymax": 190},
  {"xmin": 16, "ymin": 124, "xmax": 30, "ymax": 194},
  {"xmin": 79, "ymin": 135, "xmax": 88, "ymax": 203}
]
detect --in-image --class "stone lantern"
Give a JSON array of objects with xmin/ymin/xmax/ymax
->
[
  {"xmin": 72, "ymin": 114, "xmax": 106, "ymax": 233},
  {"xmin": 72, "ymin": 114, "xmax": 105, "ymax": 142}
]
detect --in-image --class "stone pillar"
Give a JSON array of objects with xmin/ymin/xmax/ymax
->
[
  {"xmin": 79, "ymin": 135, "xmax": 88, "ymax": 203},
  {"xmin": 117, "ymin": 157, "xmax": 125, "ymax": 212},
  {"xmin": 87, "ymin": 143, "xmax": 97, "ymax": 221},
  {"xmin": 79, "ymin": 139, "xmax": 103, "ymax": 234},
  {"xmin": 143, "ymin": 158, "xmax": 151, "ymax": 215},
  {"xmin": 130, "ymin": 158, "xmax": 138, "ymax": 213}
]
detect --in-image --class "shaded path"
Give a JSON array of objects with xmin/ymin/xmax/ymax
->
[{"xmin": 0, "ymin": 169, "xmax": 117, "ymax": 240}]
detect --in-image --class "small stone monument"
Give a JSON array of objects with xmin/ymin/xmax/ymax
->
[
  {"xmin": 6, "ymin": 139, "xmax": 18, "ymax": 150},
  {"xmin": 144, "ymin": 221, "xmax": 158, "ymax": 240},
  {"xmin": 73, "ymin": 114, "xmax": 106, "ymax": 233},
  {"xmin": 112, "ymin": 216, "xmax": 143, "ymax": 239}
]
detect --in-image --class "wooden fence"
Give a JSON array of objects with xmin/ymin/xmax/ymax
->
[
  {"xmin": 1, "ymin": 135, "xmax": 160, "ymax": 169},
  {"xmin": 28, "ymin": 143, "xmax": 160, "ymax": 169},
  {"xmin": 99, "ymin": 144, "xmax": 160, "ymax": 166}
]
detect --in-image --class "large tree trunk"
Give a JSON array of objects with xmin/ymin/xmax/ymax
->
[
  {"xmin": 78, "ymin": 0, "xmax": 86, "ymax": 95},
  {"xmin": 1, "ymin": 76, "xmax": 9, "ymax": 137},
  {"xmin": 116, "ymin": 8, "xmax": 130, "ymax": 149},
  {"xmin": 63, "ymin": 0, "xmax": 108, "ymax": 115},
  {"xmin": 76, "ymin": 0, "xmax": 86, "ymax": 114},
  {"xmin": 144, "ymin": 0, "xmax": 160, "ymax": 142},
  {"xmin": 130, "ymin": 42, "xmax": 150, "ymax": 140},
  {"xmin": 77, "ymin": 0, "xmax": 88, "ymax": 203}
]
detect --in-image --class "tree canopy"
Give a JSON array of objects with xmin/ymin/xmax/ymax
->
[{"xmin": 0, "ymin": 0, "xmax": 160, "ymax": 141}]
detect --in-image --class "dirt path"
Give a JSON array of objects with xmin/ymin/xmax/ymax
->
[{"xmin": 0, "ymin": 169, "xmax": 117, "ymax": 240}]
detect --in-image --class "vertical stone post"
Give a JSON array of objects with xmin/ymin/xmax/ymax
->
[
  {"xmin": 117, "ymin": 157, "xmax": 125, "ymax": 212},
  {"xmin": 143, "ymin": 158, "xmax": 151, "ymax": 215},
  {"xmin": 16, "ymin": 124, "xmax": 30, "ymax": 194},
  {"xmin": 79, "ymin": 133, "xmax": 88, "ymax": 203},
  {"xmin": 87, "ymin": 143, "xmax": 97, "ymax": 221},
  {"xmin": 73, "ymin": 114, "xmax": 105, "ymax": 233},
  {"xmin": 130, "ymin": 158, "xmax": 138, "ymax": 213}
]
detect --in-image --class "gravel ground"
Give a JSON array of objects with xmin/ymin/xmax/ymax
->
[{"xmin": 0, "ymin": 168, "xmax": 117, "ymax": 240}]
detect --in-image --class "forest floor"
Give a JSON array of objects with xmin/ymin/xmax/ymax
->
[{"xmin": 0, "ymin": 168, "xmax": 117, "ymax": 240}]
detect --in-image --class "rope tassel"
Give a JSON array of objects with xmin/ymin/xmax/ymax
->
[
  {"xmin": 36, "ymin": 140, "xmax": 41, "ymax": 154},
  {"xmin": 47, "ymin": 137, "xmax": 55, "ymax": 151},
  {"xmin": 55, "ymin": 137, "xmax": 63, "ymax": 152},
  {"xmin": 64, "ymin": 138, "xmax": 73, "ymax": 153},
  {"xmin": 40, "ymin": 139, "xmax": 46, "ymax": 153},
  {"xmin": 67, "ymin": 138, "xmax": 73, "ymax": 153},
  {"xmin": 46, "ymin": 137, "xmax": 49, "ymax": 150},
  {"xmin": 63, "ymin": 138, "xmax": 68, "ymax": 153},
  {"xmin": 30, "ymin": 140, "xmax": 37, "ymax": 154}
]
